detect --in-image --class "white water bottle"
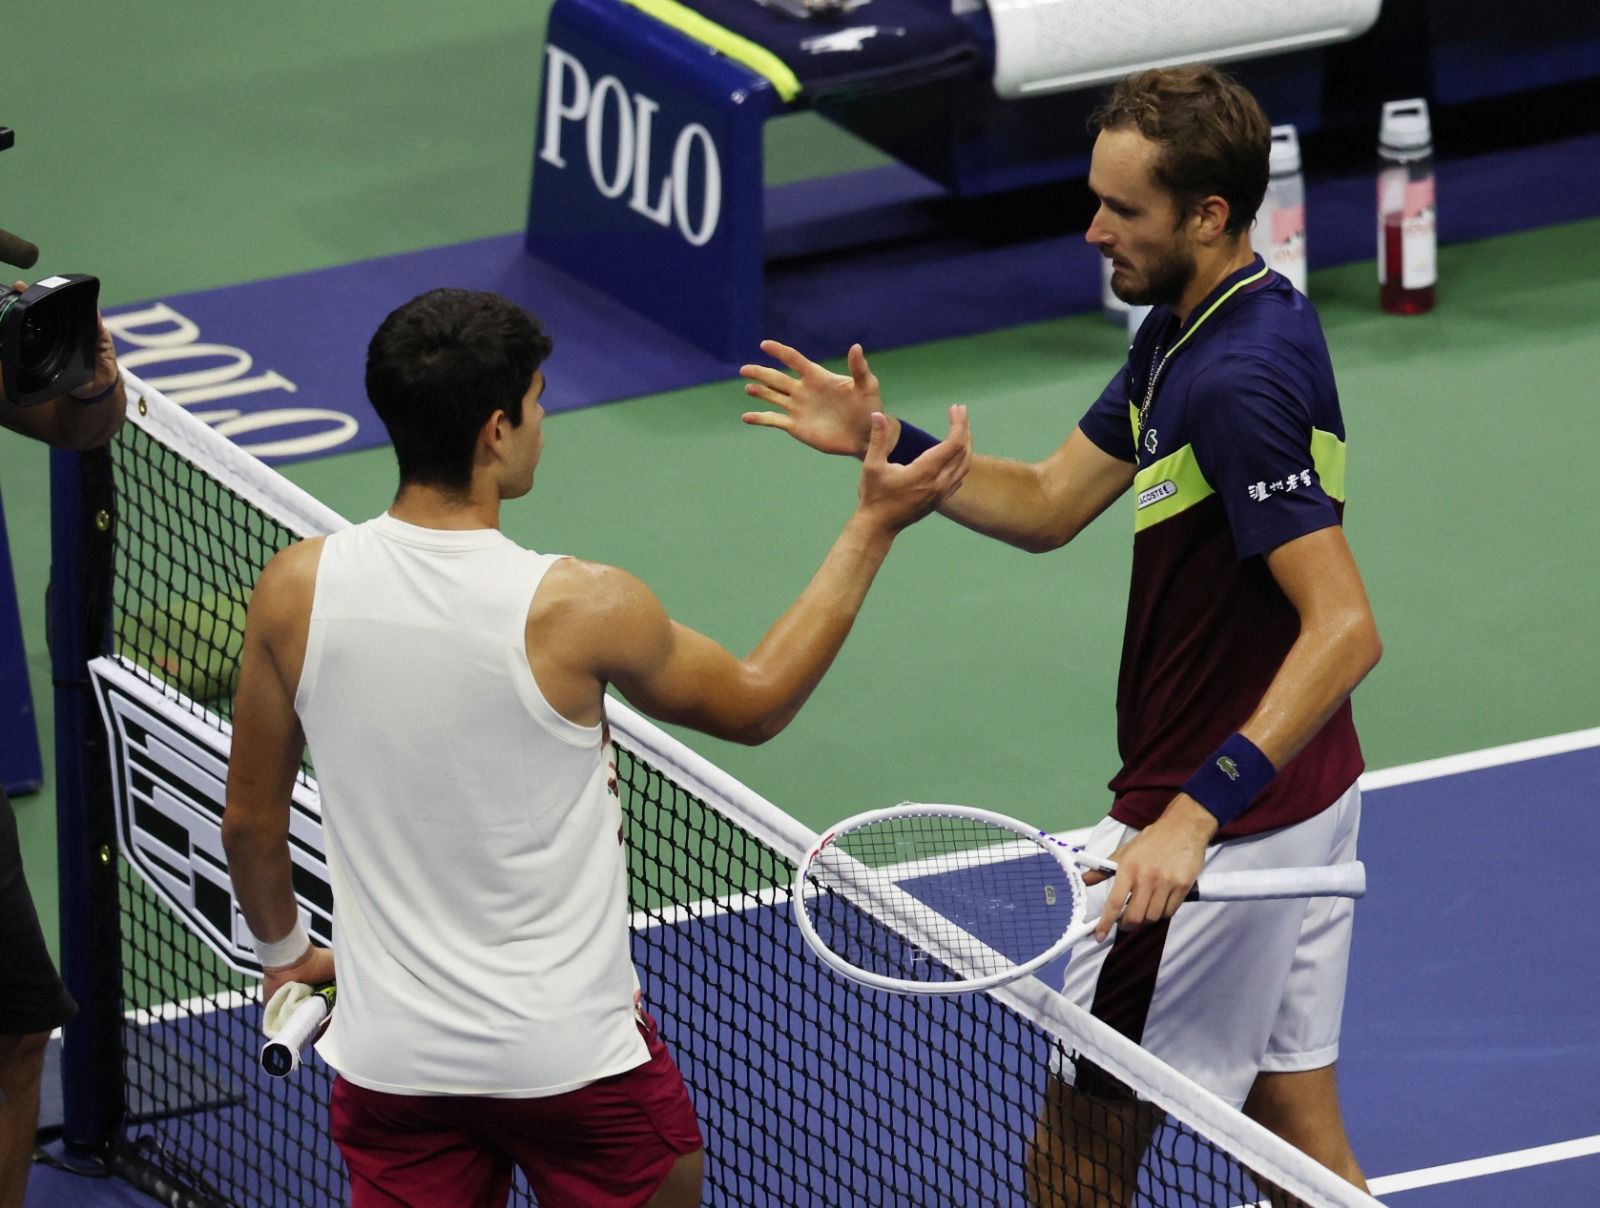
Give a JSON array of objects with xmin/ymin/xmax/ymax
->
[
  {"xmin": 1253, "ymin": 124, "xmax": 1307, "ymax": 296},
  {"xmin": 1377, "ymin": 98, "xmax": 1436, "ymax": 314}
]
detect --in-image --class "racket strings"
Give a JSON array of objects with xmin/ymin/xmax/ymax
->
[
  {"xmin": 802, "ymin": 878, "xmax": 963, "ymax": 984},
  {"xmin": 802, "ymin": 813, "xmax": 1088, "ymax": 987}
]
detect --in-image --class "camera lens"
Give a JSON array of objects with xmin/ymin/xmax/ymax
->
[
  {"xmin": 19, "ymin": 310, "xmax": 71, "ymax": 381},
  {"xmin": 0, "ymin": 274, "xmax": 101, "ymax": 405}
]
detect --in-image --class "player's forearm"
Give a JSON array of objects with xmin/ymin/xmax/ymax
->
[
  {"xmin": 221, "ymin": 813, "xmax": 303, "ymax": 953},
  {"xmin": 728, "ymin": 510, "xmax": 897, "ymax": 743},
  {"xmin": 935, "ymin": 453, "xmax": 1073, "ymax": 552},
  {"xmin": 1155, "ymin": 619, "xmax": 1376, "ymax": 846},
  {"xmin": 1239, "ymin": 610, "xmax": 1382, "ymax": 769}
]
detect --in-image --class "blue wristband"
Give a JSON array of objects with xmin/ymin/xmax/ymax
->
[
  {"xmin": 888, "ymin": 420, "xmax": 938, "ymax": 465},
  {"xmin": 1181, "ymin": 733, "xmax": 1276, "ymax": 827},
  {"xmin": 70, "ymin": 377, "xmax": 120, "ymax": 405}
]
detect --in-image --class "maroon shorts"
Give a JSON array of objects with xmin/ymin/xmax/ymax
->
[{"xmin": 330, "ymin": 1013, "xmax": 702, "ymax": 1208}]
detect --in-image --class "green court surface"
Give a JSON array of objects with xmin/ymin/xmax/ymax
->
[
  {"xmin": 2, "ymin": 5, "xmax": 1599, "ymax": 972},
  {"xmin": 281, "ymin": 226, "xmax": 1600, "ymax": 824}
]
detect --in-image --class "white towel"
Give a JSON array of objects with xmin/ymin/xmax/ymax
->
[{"xmin": 262, "ymin": 981, "xmax": 312, "ymax": 1039}]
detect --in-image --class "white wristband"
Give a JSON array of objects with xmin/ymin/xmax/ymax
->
[{"xmin": 254, "ymin": 918, "xmax": 312, "ymax": 970}]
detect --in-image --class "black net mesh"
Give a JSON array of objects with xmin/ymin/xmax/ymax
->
[{"xmin": 84, "ymin": 401, "xmax": 1336, "ymax": 1206}]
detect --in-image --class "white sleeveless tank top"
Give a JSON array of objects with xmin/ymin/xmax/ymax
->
[{"xmin": 296, "ymin": 512, "xmax": 646, "ymax": 1096}]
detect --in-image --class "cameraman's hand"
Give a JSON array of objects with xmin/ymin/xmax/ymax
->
[
  {"xmin": 7, "ymin": 278, "xmax": 119, "ymax": 401},
  {"xmin": 73, "ymin": 317, "xmax": 122, "ymax": 402},
  {"xmin": 2, "ymin": 279, "xmax": 126, "ymax": 449}
]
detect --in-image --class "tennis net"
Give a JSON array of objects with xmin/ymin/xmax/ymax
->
[{"xmin": 51, "ymin": 372, "xmax": 1384, "ymax": 1207}]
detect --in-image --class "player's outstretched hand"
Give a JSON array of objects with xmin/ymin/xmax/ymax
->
[
  {"xmin": 856, "ymin": 404, "xmax": 970, "ymax": 533},
  {"xmin": 741, "ymin": 340, "xmax": 886, "ymax": 458}
]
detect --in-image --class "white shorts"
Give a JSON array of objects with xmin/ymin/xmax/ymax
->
[{"xmin": 1055, "ymin": 781, "xmax": 1361, "ymax": 1109}]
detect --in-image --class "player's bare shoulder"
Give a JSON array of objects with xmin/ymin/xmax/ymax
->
[
  {"xmin": 258, "ymin": 536, "xmax": 325, "ymax": 593},
  {"xmin": 529, "ymin": 556, "xmax": 671, "ymax": 669},
  {"xmin": 237, "ymin": 537, "xmax": 326, "ymax": 695},
  {"xmin": 249, "ymin": 537, "xmax": 327, "ymax": 631},
  {"xmin": 531, "ymin": 557, "xmax": 657, "ymax": 631}
]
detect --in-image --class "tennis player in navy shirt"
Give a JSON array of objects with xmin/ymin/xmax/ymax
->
[{"xmin": 740, "ymin": 64, "xmax": 1380, "ymax": 1204}]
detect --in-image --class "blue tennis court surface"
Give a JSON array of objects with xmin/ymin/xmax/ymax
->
[
  {"xmin": 27, "ymin": 732, "xmax": 1600, "ymax": 1205},
  {"xmin": 1341, "ymin": 734, "xmax": 1600, "ymax": 1203}
]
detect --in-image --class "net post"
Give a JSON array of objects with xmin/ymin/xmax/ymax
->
[{"xmin": 48, "ymin": 444, "xmax": 125, "ymax": 1156}]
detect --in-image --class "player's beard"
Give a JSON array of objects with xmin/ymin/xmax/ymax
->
[{"xmin": 1110, "ymin": 240, "xmax": 1196, "ymax": 308}]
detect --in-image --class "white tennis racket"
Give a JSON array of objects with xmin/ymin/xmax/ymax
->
[
  {"xmin": 792, "ymin": 804, "xmax": 1365, "ymax": 995},
  {"xmin": 259, "ymin": 982, "xmax": 336, "ymax": 1078}
]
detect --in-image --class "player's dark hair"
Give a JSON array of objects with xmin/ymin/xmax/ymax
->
[
  {"xmin": 365, "ymin": 288, "xmax": 553, "ymax": 492},
  {"xmin": 1091, "ymin": 65, "xmax": 1271, "ymax": 237}
]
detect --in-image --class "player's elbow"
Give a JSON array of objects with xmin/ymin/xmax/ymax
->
[
  {"xmin": 670, "ymin": 687, "xmax": 791, "ymax": 746},
  {"xmin": 723, "ymin": 685, "xmax": 803, "ymax": 746},
  {"xmin": 689, "ymin": 716, "xmax": 781, "ymax": 746},
  {"xmin": 1339, "ymin": 612, "xmax": 1383, "ymax": 686},
  {"xmin": 219, "ymin": 811, "xmax": 250, "ymax": 867},
  {"xmin": 220, "ymin": 801, "xmax": 284, "ymax": 865},
  {"xmin": 1018, "ymin": 521, "xmax": 1079, "ymax": 554},
  {"xmin": 727, "ymin": 724, "xmax": 777, "ymax": 747},
  {"xmin": 1358, "ymin": 621, "xmax": 1383, "ymax": 678},
  {"xmin": 220, "ymin": 809, "xmax": 252, "ymax": 863},
  {"xmin": 723, "ymin": 706, "xmax": 793, "ymax": 746}
]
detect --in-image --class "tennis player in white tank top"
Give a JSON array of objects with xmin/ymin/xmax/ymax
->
[
  {"xmin": 222, "ymin": 289, "xmax": 972, "ymax": 1208},
  {"xmin": 297, "ymin": 515, "xmax": 645, "ymax": 1099}
]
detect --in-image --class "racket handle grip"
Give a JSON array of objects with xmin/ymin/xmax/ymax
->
[
  {"xmin": 1192, "ymin": 861, "xmax": 1366, "ymax": 902},
  {"xmin": 259, "ymin": 985, "xmax": 334, "ymax": 1078}
]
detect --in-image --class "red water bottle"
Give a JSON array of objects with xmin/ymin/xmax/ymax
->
[{"xmin": 1377, "ymin": 99, "xmax": 1436, "ymax": 314}]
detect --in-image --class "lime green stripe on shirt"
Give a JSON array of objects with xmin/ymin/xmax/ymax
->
[
  {"xmin": 1132, "ymin": 445, "xmax": 1214, "ymax": 532},
  {"xmin": 619, "ymin": 0, "xmax": 804, "ymax": 102},
  {"xmin": 1311, "ymin": 428, "xmax": 1347, "ymax": 502},
  {"xmin": 1131, "ymin": 430, "xmax": 1347, "ymax": 534}
]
